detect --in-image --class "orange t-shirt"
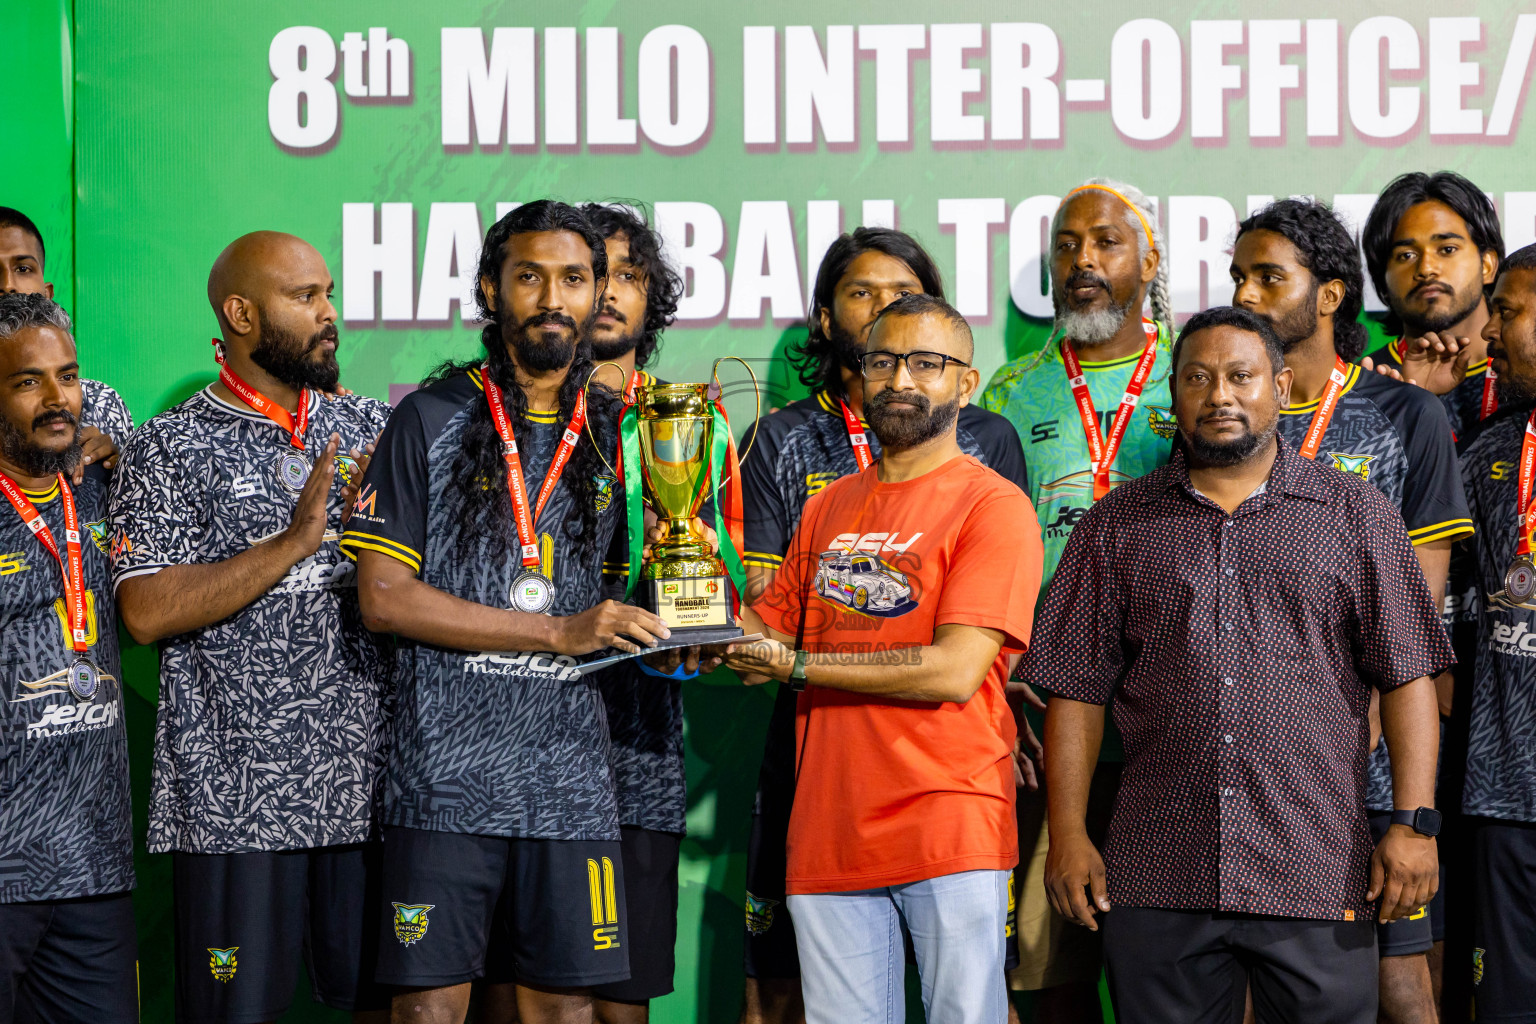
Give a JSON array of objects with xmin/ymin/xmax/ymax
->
[{"xmin": 756, "ymin": 454, "xmax": 1044, "ymax": 894}]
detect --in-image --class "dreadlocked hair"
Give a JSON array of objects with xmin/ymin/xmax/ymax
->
[
  {"xmin": 1052, "ymin": 177, "xmax": 1173, "ymax": 332},
  {"xmin": 430, "ymin": 200, "xmax": 622, "ymax": 571},
  {"xmin": 1238, "ymin": 198, "xmax": 1369, "ymax": 361}
]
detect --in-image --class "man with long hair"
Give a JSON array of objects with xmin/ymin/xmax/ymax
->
[
  {"xmin": 738, "ymin": 226, "xmax": 1027, "ymax": 1024},
  {"xmin": 346, "ymin": 201, "xmax": 669, "ymax": 1024}
]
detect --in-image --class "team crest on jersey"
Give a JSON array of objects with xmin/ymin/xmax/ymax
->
[
  {"xmin": 745, "ymin": 892, "xmax": 779, "ymax": 935},
  {"xmin": 392, "ymin": 903, "xmax": 434, "ymax": 945},
  {"xmin": 208, "ymin": 947, "xmax": 238, "ymax": 983},
  {"xmin": 1144, "ymin": 404, "xmax": 1178, "ymax": 439},
  {"xmin": 84, "ymin": 519, "xmax": 111, "ymax": 555},
  {"xmin": 594, "ymin": 475, "xmax": 616, "ymax": 513},
  {"xmin": 1328, "ymin": 452, "xmax": 1375, "ymax": 480},
  {"xmin": 1473, "ymin": 947, "xmax": 1485, "ymax": 985}
]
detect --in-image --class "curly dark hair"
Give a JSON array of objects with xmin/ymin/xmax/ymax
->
[
  {"xmin": 788, "ymin": 227, "xmax": 946, "ymax": 393},
  {"xmin": 579, "ymin": 202, "xmax": 682, "ymax": 370},
  {"xmin": 425, "ymin": 200, "xmax": 621, "ymax": 569},
  {"xmin": 1237, "ymin": 199, "xmax": 1368, "ymax": 362},
  {"xmin": 1363, "ymin": 171, "xmax": 1505, "ymax": 335}
]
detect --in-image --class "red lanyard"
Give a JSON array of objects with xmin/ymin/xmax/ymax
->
[
  {"xmin": 838, "ymin": 398, "xmax": 874, "ymax": 471},
  {"xmin": 1482, "ymin": 363, "xmax": 1500, "ymax": 420},
  {"xmin": 212, "ymin": 339, "xmax": 308, "ymax": 450},
  {"xmin": 482, "ymin": 366, "xmax": 588, "ymax": 569},
  {"xmin": 1061, "ymin": 320, "xmax": 1159, "ymax": 501},
  {"xmin": 0, "ymin": 473, "xmax": 88, "ymax": 653},
  {"xmin": 1517, "ymin": 412, "xmax": 1536, "ymax": 559},
  {"xmin": 1297, "ymin": 357, "xmax": 1351, "ymax": 461}
]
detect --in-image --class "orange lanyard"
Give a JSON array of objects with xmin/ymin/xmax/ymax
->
[
  {"xmin": 837, "ymin": 399, "xmax": 874, "ymax": 471},
  {"xmin": 212, "ymin": 340, "xmax": 309, "ymax": 449},
  {"xmin": 1297, "ymin": 357, "xmax": 1351, "ymax": 460},
  {"xmin": 482, "ymin": 366, "xmax": 587, "ymax": 570},
  {"xmin": 1061, "ymin": 320, "xmax": 1159, "ymax": 501},
  {"xmin": 0, "ymin": 473, "xmax": 87, "ymax": 653}
]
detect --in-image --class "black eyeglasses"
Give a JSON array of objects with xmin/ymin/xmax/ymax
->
[{"xmin": 859, "ymin": 350, "xmax": 971, "ymax": 382}]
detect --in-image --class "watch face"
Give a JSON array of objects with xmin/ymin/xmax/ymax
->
[{"xmin": 1416, "ymin": 807, "xmax": 1443, "ymax": 837}]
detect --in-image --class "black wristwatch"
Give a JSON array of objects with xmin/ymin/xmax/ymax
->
[
  {"xmin": 788, "ymin": 650, "xmax": 808, "ymax": 692},
  {"xmin": 1391, "ymin": 807, "xmax": 1442, "ymax": 837}
]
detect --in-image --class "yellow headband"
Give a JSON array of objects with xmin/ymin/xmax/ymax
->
[{"xmin": 1061, "ymin": 184, "xmax": 1157, "ymax": 253}]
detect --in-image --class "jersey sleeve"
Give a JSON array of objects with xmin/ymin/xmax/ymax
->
[
  {"xmin": 1026, "ymin": 503, "xmax": 1126, "ymax": 704},
  {"xmin": 107, "ymin": 423, "xmax": 204, "ymax": 588},
  {"xmin": 741, "ymin": 415, "xmax": 790, "ymax": 570},
  {"xmin": 339, "ymin": 394, "xmax": 430, "ymax": 573},
  {"xmin": 970, "ymin": 409, "xmax": 1029, "ymax": 494},
  {"xmin": 81, "ymin": 379, "xmax": 135, "ymax": 443},
  {"xmin": 1396, "ymin": 389, "xmax": 1474, "ymax": 545},
  {"xmin": 933, "ymin": 485, "xmax": 1042, "ymax": 651}
]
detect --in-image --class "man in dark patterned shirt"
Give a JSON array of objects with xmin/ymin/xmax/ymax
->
[
  {"xmin": 1452, "ymin": 244, "xmax": 1536, "ymax": 1020},
  {"xmin": 1034, "ymin": 306, "xmax": 1449, "ymax": 1024},
  {"xmin": 111, "ymin": 232, "xmax": 393, "ymax": 1022},
  {"xmin": 1231, "ymin": 200, "xmax": 1471, "ymax": 1022}
]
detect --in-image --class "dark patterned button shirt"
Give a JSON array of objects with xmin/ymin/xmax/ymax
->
[{"xmin": 1030, "ymin": 436, "xmax": 1453, "ymax": 920}]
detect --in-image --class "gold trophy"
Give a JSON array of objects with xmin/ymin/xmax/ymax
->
[{"xmin": 590, "ymin": 358, "xmax": 759, "ymax": 646}]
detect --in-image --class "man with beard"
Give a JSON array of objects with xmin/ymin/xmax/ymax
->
[
  {"xmin": 736, "ymin": 227, "xmax": 1027, "ymax": 1024},
  {"xmin": 0, "ymin": 293, "xmax": 135, "ymax": 1022},
  {"xmin": 979, "ymin": 178, "xmax": 1172, "ymax": 1023},
  {"xmin": 1449, "ymin": 245, "xmax": 1536, "ymax": 1021},
  {"xmin": 110, "ymin": 231, "xmax": 393, "ymax": 1023},
  {"xmin": 1, "ymin": 206, "xmax": 135, "ymax": 475},
  {"xmin": 721, "ymin": 293, "xmax": 1043, "ymax": 1024},
  {"xmin": 345, "ymin": 201, "xmax": 670, "ymax": 1024},
  {"xmin": 1038, "ymin": 305, "xmax": 1448, "ymax": 1023},
  {"xmin": 1230, "ymin": 198, "xmax": 1470, "ymax": 1024},
  {"xmin": 1360, "ymin": 173, "xmax": 1505, "ymax": 442}
]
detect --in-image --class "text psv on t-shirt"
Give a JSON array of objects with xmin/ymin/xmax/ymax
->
[{"xmin": 756, "ymin": 454, "xmax": 1044, "ymax": 895}]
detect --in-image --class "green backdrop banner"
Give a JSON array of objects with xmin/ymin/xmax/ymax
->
[{"xmin": 8, "ymin": 2, "xmax": 1536, "ymax": 1020}]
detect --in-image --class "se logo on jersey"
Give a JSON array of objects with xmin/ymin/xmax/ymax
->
[
  {"xmin": 392, "ymin": 903, "xmax": 434, "ymax": 945},
  {"xmin": 588, "ymin": 857, "xmax": 621, "ymax": 951},
  {"xmin": 208, "ymin": 947, "xmax": 238, "ymax": 983},
  {"xmin": 1328, "ymin": 452, "xmax": 1375, "ymax": 481}
]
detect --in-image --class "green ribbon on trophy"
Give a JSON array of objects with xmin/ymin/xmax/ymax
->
[{"xmin": 617, "ymin": 402, "xmax": 645, "ymax": 601}]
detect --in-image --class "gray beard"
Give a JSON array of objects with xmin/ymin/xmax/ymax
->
[{"xmin": 1056, "ymin": 297, "xmax": 1135, "ymax": 346}]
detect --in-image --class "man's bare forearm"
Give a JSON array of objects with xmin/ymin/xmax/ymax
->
[
  {"xmin": 357, "ymin": 551, "xmax": 560, "ymax": 653},
  {"xmin": 1044, "ymin": 698, "xmax": 1105, "ymax": 840},
  {"xmin": 117, "ymin": 534, "xmax": 309, "ymax": 644},
  {"xmin": 1380, "ymin": 675, "xmax": 1439, "ymax": 810},
  {"xmin": 799, "ymin": 624, "xmax": 1004, "ymax": 702}
]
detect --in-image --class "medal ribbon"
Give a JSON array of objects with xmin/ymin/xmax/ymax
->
[
  {"xmin": 0, "ymin": 473, "xmax": 88, "ymax": 653},
  {"xmin": 1482, "ymin": 363, "xmax": 1499, "ymax": 420},
  {"xmin": 617, "ymin": 371, "xmax": 646, "ymax": 600},
  {"xmin": 1061, "ymin": 319, "xmax": 1160, "ymax": 501},
  {"xmin": 482, "ymin": 365, "xmax": 588, "ymax": 570},
  {"xmin": 1517, "ymin": 412, "xmax": 1536, "ymax": 558},
  {"xmin": 1297, "ymin": 357, "xmax": 1351, "ymax": 460},
  {"xmin": 708, "ymin": 394, "xmax": 748, "ymax": 613},
  {"xmin": 838, "ymin": 398, "xmax": 874, "ymax": 471},
  {"xmin": 211, "ymin": 339, "xmax": 309, "ymax": 450}
]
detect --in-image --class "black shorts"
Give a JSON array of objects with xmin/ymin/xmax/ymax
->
[
  {"xmin": 0, "ymin": 892, "xmax": 138, "ymax": 1024},
  {"xmin": 589, "ymin": 828, "xmax": 681, "ymax": 1003},
  {"xmin": 1367, "ymin": 813, "xmax": 1443, "ymax": 957},
  {"xmin": 173, "ymin": 844, "xmax": 387, "ymax": 1024},
  {"xmin": 376, "ymin": 826, "xmax": 629, "ymax": 990},
  {"xmin": 1471, "ymin": 819, "xmax": 1536, "ymax": 1022},
  {"xmin": 1102, "ymin": 907, "xmax": 1378, "ymax": 1024}
]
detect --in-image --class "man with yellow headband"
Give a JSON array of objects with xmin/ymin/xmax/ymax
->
[{"xmin": 981, "ymin": 177, "xmax": 1173, "ymax": 1022}]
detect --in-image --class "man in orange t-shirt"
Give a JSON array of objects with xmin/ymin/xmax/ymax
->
[{"xmin": 722, "ymin": 294, "xmax": 1044, "ymax": 1024}]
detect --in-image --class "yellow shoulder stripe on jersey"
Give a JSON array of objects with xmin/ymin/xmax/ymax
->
[
  {"xmin": 339, "ymin": 530, "xmax": 423, "ymax": 571},
  {"xmin": 743, "ymin": 551, "xmax": 784, "ymax": 569},
  {"xmin": 1465, "ymin": 358, "xmax": 1490, "ymax": 379},
  {"xmin": 1282, "ymin": 364, "xmax": 1361, "ymax": 414},
  {"xmin": 20, "ymin": 481, "xmax": 60, "ymax": 503},
  {"xmin": 526, "ymin": 410, "xmax": 560, "ymax": 423},
  {"xmin": 1407, "ymin": 519, "xmax": 1474, "ymax": 545},
  {"xmin": 469, "ymin": 367, "xmax": 484, "ymax": 390}
]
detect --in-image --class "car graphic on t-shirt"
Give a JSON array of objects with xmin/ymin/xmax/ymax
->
[{"xmin": 813, "ymin": 552, "xmax": 915, "ymax": 616}]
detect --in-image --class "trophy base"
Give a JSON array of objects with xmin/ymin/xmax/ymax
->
[{"xmin": 641, "ymin": 575, "xmax": 739, "ymax": 642}]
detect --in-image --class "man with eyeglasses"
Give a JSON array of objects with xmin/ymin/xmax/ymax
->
[
  {"xmin": 736, "ymin": 227, "xmax": 1027, "ymax": 1024},
  {"xmin": 722, "ymin": 293, "xmax": 1044, "ymax": 1024}
]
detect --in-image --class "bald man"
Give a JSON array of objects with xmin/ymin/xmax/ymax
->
[{"xmin": 109, "ymin": 232, "xmax": 394, "ymax": 1023}]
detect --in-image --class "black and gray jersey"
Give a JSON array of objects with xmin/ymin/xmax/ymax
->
[
  {"xmin": 341, "ymin": 369, "xmax": 627, "ymax": 841},
  {"xmin": 1276, "ymin": 363, "xmax": 1472, "ymax": 812},
  {"xmin": 81, "ymin": 379, "xmax": 134, "ymax": 445},
  {"xmin": 0, "ymin": 468, "xmax": 132, "ymax": 902},
  {"xmin": 109, "ymin": 386, "xmax": 394, "ymax": 854}
]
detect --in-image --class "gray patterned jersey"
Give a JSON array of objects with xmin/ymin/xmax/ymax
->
[
  {"xmin": 1456, "ymin": 410, "xmax": 1536, "ymax": 821},
  {"xmin": 0, "ymin": 467, "xmax": 133, "ymax": 902},
  {"xmin": 340, "ymin": 369, "xmax": 626, "ymax": 840},
  {"xmin": 1275, "ymin": 364, "xmax": 1471, "ymax": 811},
  {"xmin": 109, "ymin": 387, "xmax": 394, "ymax": 854},
  {"xmin": 81, "ymin": 378, "xmax": 134, "ymax": 445}
]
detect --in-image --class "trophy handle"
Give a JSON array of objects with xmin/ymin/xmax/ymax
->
[
  {"xmin": 710, "ymin": 356, "xmax": 763, "ymax": 465},
  {"xmin": 582, "ymin": 361, "xmax": 633, "ymax": 478}
]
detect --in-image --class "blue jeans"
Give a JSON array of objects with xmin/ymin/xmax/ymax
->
[{"xmin": 788, "ymin": 868, "xmax": 1010, "ymax": 1024}]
